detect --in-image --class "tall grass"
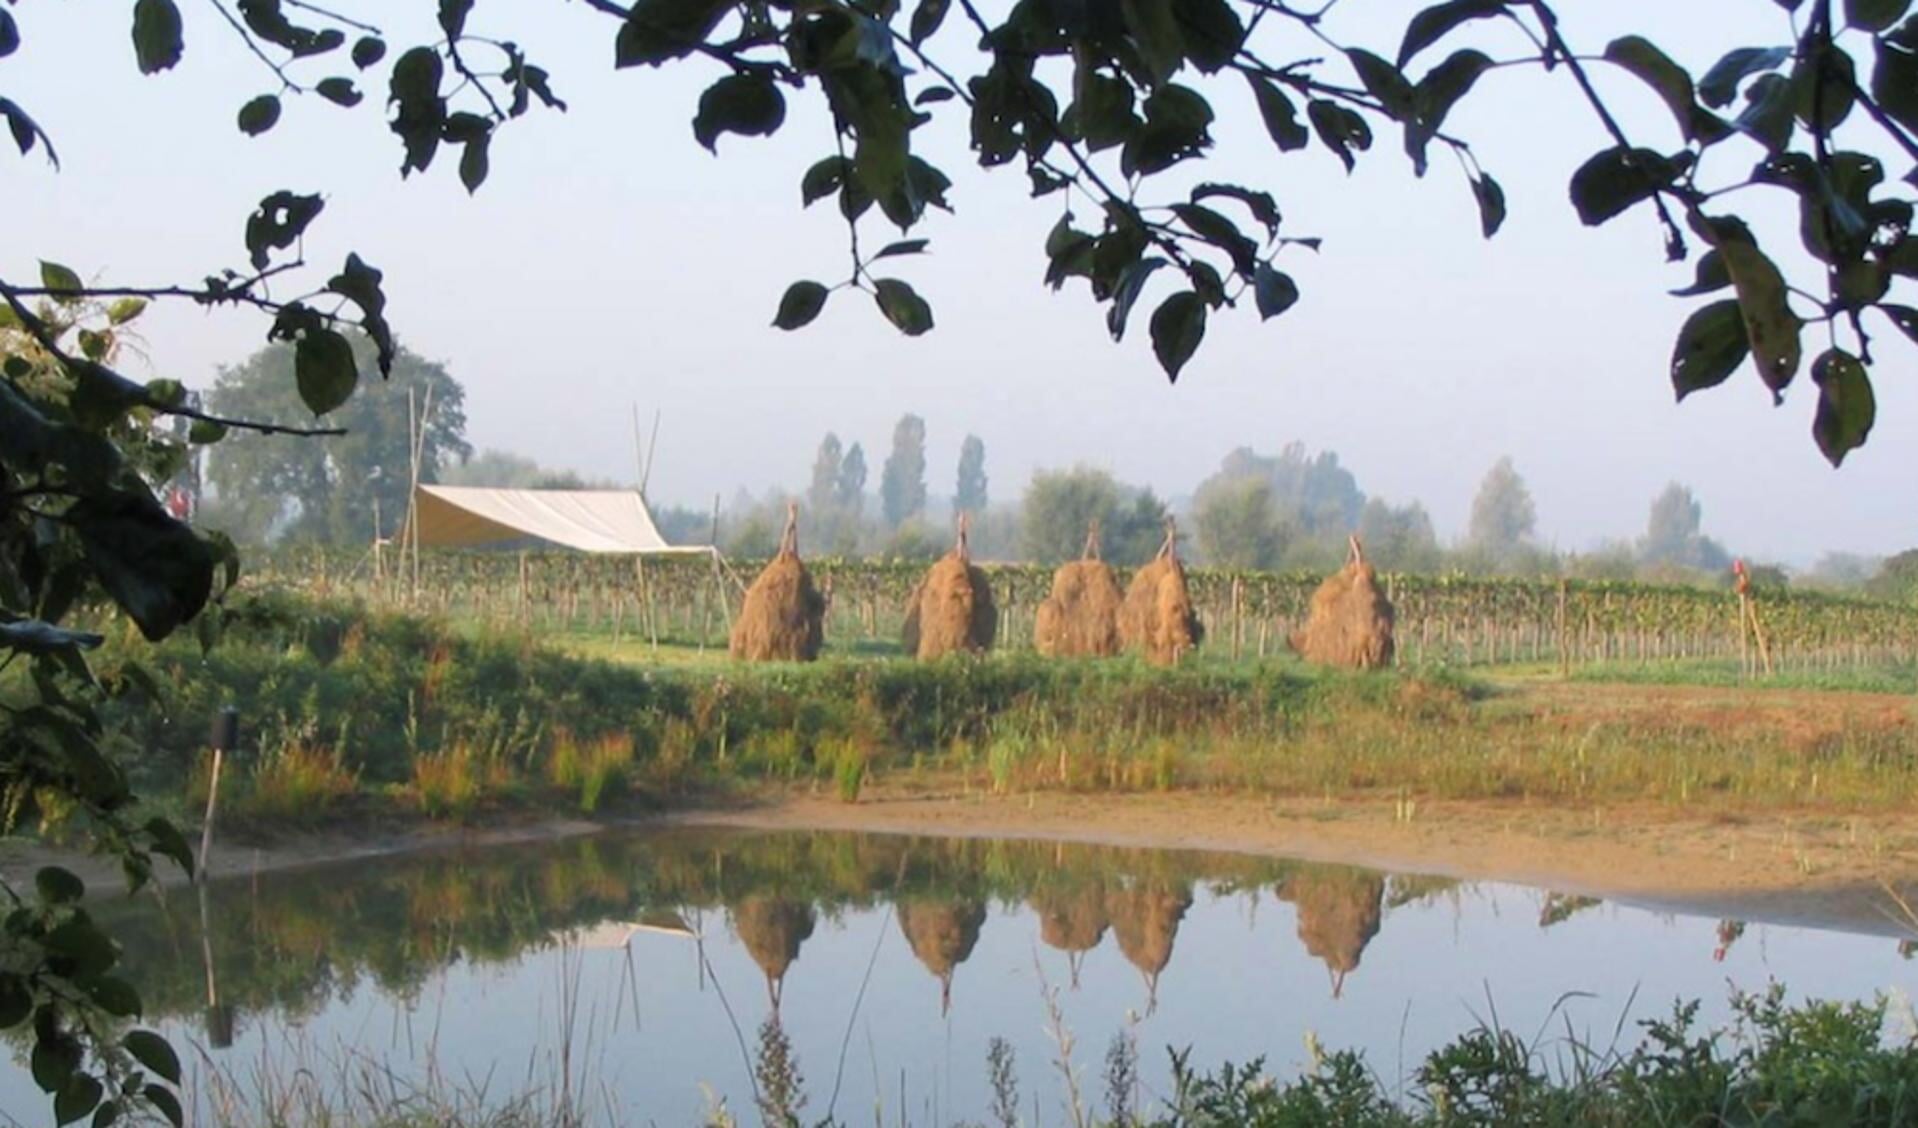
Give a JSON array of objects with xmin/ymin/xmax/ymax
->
[{"xmin": 89, "ymin": 590, "xmax": 1918, "ymax": 827}]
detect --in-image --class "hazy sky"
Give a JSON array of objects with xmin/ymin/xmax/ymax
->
[{"xmin": 8, "ymin": 1, "xmax": 1913, "ymax": 563}]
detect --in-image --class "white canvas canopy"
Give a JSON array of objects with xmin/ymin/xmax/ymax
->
[{"xmin": 412, "ymin": 485, "xmax": 710, "ymax": 555}]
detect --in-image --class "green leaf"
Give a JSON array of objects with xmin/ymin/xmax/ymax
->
[
  {"xmin": 1697, "ymin": 46, "xmax": 1791, "ymax": 108},
  {"xmin": 106, "ymin": 298, "xmax": 148, "ymax": 325},
  {"xmin": 1671, "ymin": 250, "xmax": 1731, "ymax": 295},
  {"xmin": 1872, "ymin": 38, "xmax": 1918, "ymax": 136},
  {"xmin": 873, "ymin": 278, "xmax": 934, "ymax": 336},
  {"xmin": 35, "ymin": 867, "xmax": 84, "ymax": 904},
  {"xmin": 692, "ymin": 74, "xmax": 786, "ymax": 152},
  {"xmin": 144, "ymin": 816, "xmax": 195, "ymax": 875},
  {"xmin": 1348, "ymin": 49, "xmax": 1414, "ymax": 120},
  {"xmin": 1792, "ymin": 42, "xmax": 1855, "ymax": 130},
  {"xmin": 1171, "ymin": 203, "xmax": 1256, "ymax": 274},
  {"xmin": 1407, "ymin": 49, "xmax": 1492, "ymax": 173},
  {"xmin": 316, "ymin": 77, "xmax": 362, "ymax": 107},
  {"xmin": 909, "ymin": 0, "xmax": 949, "ymax": 45},
  {"xmin": 1847, "ymin": 0, "xmax": 1912, "ymax": 29},
  {"xmin": 1120, "ymin": 0, "xmax": 1184, "ymax": 85},
  {"xmin": 1253, "ymin": 264, "xmax": 1299, "ymax": 320},
  {"xmin": 31, "ymin": 1037, "xmax": 80, "ymax": 1094},
  {"xmin": 54, "ymin": 1075, "xmax": 103, "ymax": 1126},
  {"xmin": 125, "ymin": 1032, "xmax": 180, "ymax": 1086},
  {"xmin": 439, "ymin": 0, "xmax": 474, "ymax": 37},
  {"xmin": 352, "ymin": 35, "xmax": 386, "ymax": 69},
  {"xmin": 1172, "ymin": 0, "xmax": 1244, "ymax": 73},
  {"xmin": 0, "ymin": 973, "xmax": 28, "ymax": 1028},
  {"xmin": 237, "ymin": 94, "xmax": 281, "ymax": 136},
  {"xmin": 1716, "ymin": 238, "xmax": 1801, "ymax": 398},
  {"xmin": 1105, "ymin": 256, "xmax": 1167, "ymax": 340},
  {"xmin": 615, "ymin": 0, "xmax": 731, "ymax": 67},
  {"xmin": 144, "ymin": 1085, "xmax": 183, "ymax": 1128},
  {"xmin": 1470, "ymin": 172, "xmax": 1506, "ymax": 237},
  {"xmin": 772, "ymin": 281, "xmax": 829, "ymax": 330},
  {"xmin": 1149, "ymin": 291, "xmax": 1205, "ymax": 382},
  {"xmin": 457, "ymin": 130, "xmax": 491, "ymax": 192},
  {"xmin": 1246, "ymin": 75, "xmax": 1308, "ymax": 152},
  {"xmin": 44, "ymin": 918, "xmax": 117, "ymax": 978},
  {"xmin": 293, "ymin": 328, "xmax": 358, "ymax": 415},
  {"xmin": 0, "ymin": 9, "xmax": 17, "ymax": 58},
  {"xmin": 1670, "ymin": 300, "xmax": 1749, "ymax": 400},
  {"xmin": 244, "ymin": 190, "xmax": 324, "ymax": 270},
  {"xmin": 1603, "ymin": 36, "xmax": 1728, "ymax": 144},
  {"xmin": 1568, "ymin": 146, "xmax": 1678, "ymax": 226},
  {"xmin": 91, "ymin": 1099, "xmax": 121, "ymax": 1128},
  {"xmin": 1307, "ymin": 99, "xmax": 1371, "ymax": 173},
  {"xmin": 85, "ymin": 977, "xmax": 140, "ymax": 1018},
  {"xmin": 1190, "ymin": 183, "xmax": 1280, "ymax": 236},
  {"xmin": 39, "ymin": 261, "xmax": 83, "ymax": 296},
  {"xmin": 801, "ymin": 156, "xmax": 850, "ymax": 206},
  {"xmin": 132, "ymin": 0, "xmax": 184, "ymax": 74},
  {"xmin": 1735, "ymin": 73, "xmax": 1795, "ymax": 152},
  {"xmin": 1882, "ymin": 303, "xmax": 1918, "ymax": 343},
  {"xmin": 1812, "ymin": 349, "xmax": 1874, "ymax": 465},
  {"xmin": 1063, "ymin": 71, "xmax": 1139, "ymax": 152},
  {"xmin": 1398, "ymin": 0, "xmax": 1507, "ymax": 67},
  {"xmin": 872, "ymin": 239, "xmax": 929, "ymax": 260}
]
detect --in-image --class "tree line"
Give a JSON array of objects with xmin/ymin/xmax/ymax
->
[{"xmin": 196, "ymin": 340, "xmax": 1905, "ymax": 595}]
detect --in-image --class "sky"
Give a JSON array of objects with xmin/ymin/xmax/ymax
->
[{"xmin": 6, "ymin": 1, "xmax": 1914, "ymax": 564}]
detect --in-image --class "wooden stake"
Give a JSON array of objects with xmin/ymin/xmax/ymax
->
[{"xmin": 198, "ymin": 708, "xmax": 239, "ymax": 884}]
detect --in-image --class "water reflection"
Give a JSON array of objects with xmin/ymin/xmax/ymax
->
[{"xmin": 27, "ymin": 826, "xmax": 1916, "ymax": 1123}]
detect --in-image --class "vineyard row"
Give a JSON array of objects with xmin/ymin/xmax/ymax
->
[{"xmin": 260, "ymin": 549, "xmax": 1918, "ymax": 672}]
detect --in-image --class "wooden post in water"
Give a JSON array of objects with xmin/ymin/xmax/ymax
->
[{"xmin": 198, "ymin": 707, "xmax": 239, "ymax": 884}]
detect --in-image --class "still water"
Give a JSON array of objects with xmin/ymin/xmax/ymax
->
[{"xmin": 4, "ymin": 827, "xmax": 1916, "ymax": 1124}]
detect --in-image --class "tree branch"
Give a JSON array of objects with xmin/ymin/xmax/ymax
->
[{"xmin": 0, "ymin": 279, "xmax": 346, "ymax": 439}]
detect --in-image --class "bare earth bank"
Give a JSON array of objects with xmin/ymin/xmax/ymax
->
[{"xmin": 7, "ymin": 787, "xmax": 1917, "ymax": 937}]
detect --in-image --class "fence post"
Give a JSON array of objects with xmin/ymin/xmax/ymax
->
[{"xmin": 198, "ymin": 707, "xmax": 240, "ymax": 885}]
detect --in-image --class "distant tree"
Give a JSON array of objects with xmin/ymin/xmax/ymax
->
[
  {"xmin": 1466, "ymin": 457, "xmax": 1538, "ymax": 561},
  {"xmin": 654, "ymin": 504, "xmax": 713, "ymax": 546},
  {"xmin": 1639, "ymin": 483, "xmax": 1730, "ymax": 571},
  {"xmin": 1204, "ymin": 444, "xmax": 1364, "ymax": 537},
  {"xmin": 1107, "ymin": 490, "xmax": 1171, "ymax": 567},
  {"xmin": 205, "ymin": 337, "xmax": 469, "ymax": 545},
  {"xmin": 808, "ymin": 432, "xmax": 845, "ymax": 514},
  {"xmin": 1193, "ymin": 476, "xmax": 1284, "ymax": 570},
  {"xmin": 1356, "ymin": 499, "xmax": 1439, "ymax": 572},
  {"xmin": 1868, "ymin": 551, "xmax": 1918, "ymax": 604},
  {"xmin": 836, "ymin": 442, "xmax": 868, "ymax": 514},
  {"xmin": 1020, "ymin": 467, "xmax": 1165, "ymax": 565},
  {"xmin": 1805, "ymin": 552, "xmax": 1882, "ymax": 592},
  {"xmin": 882, "ymin": 518, "xmax": 942, "ymax": 562},
  {"xmin": 444, "ymin": 449, "xmax": 543, "ymax": 488},
  {"xmin": 879, "ymin": 414, "xmax": 927, "ymax": 527},
  {"xmin": 954, "ymin": 434, "xmax": 988, "ymax": 515},
  {"xmin": 1566, "ymin": 541, "xmax": 1641, "ymax": 581}
]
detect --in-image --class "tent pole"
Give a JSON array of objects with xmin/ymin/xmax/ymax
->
[
  {"xmin": 410, "ymin": 385, "xmax": 435, "ymax": 605},
  {"xmin": 641, "ymin": 409, "xmax": 662, "ymax": 498}
]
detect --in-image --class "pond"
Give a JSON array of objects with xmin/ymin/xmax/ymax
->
[{"xmin": 3, "ymin": 827, "xmax": 1915, "ymax": 1125}]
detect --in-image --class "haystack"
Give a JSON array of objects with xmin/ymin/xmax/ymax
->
[
  {"xmin": 1034, "ymin": 524, "xmax": 1123, "ymax": 658},
  {"xmin": 898, "ymin": 896, "xmax": 987, "ymax": 1013},
  {"xmin": 1291, "ymin": 535, "xmax": 1394, "ymax": 670},
  {"xmin": 1284, "ymin": 868, "xmax": 1384, "ymax": 998},
  {"xmin": 1105, "ymin": 882, "xmax": 1192, "ymax": 1012},
  {"xmin": 730, "ymin": 504, "xmax": 826, "ymax": 662},
  {"xmin": 1029, "ymin": 882, "xmax": 1109, "ymax": 986},
  {"xmin": 1119, "ymin": 521, "xmax": 1203, "ymax": 666},
  {"xmin": 903, "ymin": 514, "xmax": 996, "ymax": 660},
  {"xmin": 731, "ymin": 895, "xmax": 817, "ymax": 1009}
]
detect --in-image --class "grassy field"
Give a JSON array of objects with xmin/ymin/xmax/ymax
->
[{"xmin": 52, "ymin": 589, "xmax": 1911, "ymax": 839}]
